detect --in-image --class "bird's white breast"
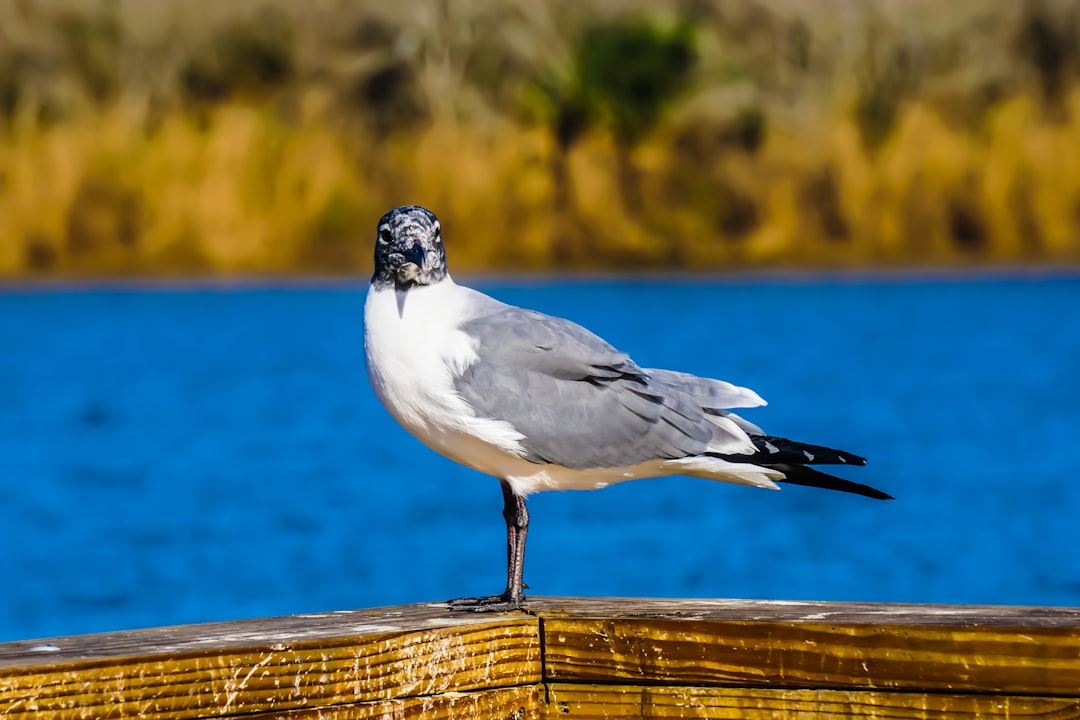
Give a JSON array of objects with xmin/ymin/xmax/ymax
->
[{"xmin": 364, "ymin": 279, "xmax": 528, "ymax": 474}]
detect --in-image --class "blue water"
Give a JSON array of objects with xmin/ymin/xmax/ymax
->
[{"xmin": 1, "ymin": 274, "xmax": 1079, "ymax": 642}]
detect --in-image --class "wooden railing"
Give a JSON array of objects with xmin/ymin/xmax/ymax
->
[{"xmin": 1, "ymin": 597, "xmax": 1079, "ymax": 718}]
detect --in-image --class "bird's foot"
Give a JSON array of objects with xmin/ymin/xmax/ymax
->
[{"xmin": 446, "ymin": 592, "xmax": 524, "ymax": 613}]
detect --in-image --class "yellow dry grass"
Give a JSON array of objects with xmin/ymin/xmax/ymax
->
[{"xmin": 0, "ymin": 0, "xmax": 1078, "ymax": 276}]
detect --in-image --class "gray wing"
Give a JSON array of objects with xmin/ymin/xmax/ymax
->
[
  {"xmin": 455, "ymin": 307, "xmax": 739, "ymax": 469},
  {"xmin": 647, "ymin": 368, "xmax": 767, "ymax": 436},
  {"xmin": 646, "ymin": 369, "xmax": 765, "ymax": 410}
]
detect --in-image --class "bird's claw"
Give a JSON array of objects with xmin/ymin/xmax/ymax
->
[{"xmin": 446, "ymin": 593, "xmax": 524, "ymax": 613}]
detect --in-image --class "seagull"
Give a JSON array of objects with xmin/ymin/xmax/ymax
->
[{"xmin": 363, "ymin": 205, "xmax": 892, "ymax": 612}]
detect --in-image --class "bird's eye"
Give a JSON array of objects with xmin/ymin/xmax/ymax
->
[
  {"xmin": 433, "ymin": 222, "xmax": 441, "ymax": 240},
  {"xmin": 378, "ymin": 226, "xmax": 392, "ymax": 245}
]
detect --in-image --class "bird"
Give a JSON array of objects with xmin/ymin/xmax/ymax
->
[{"xmin": 363, "ymin": 205, "xmax": 892, "ymax": 612}]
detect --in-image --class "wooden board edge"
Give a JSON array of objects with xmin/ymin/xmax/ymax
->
[
  {"xmin": 525, "ymin": 597, "xmax": 1080, "ymax": 627},
  {"xmin": 543, "ymin": 683, "xmax": 1080, "ymax": 719}
]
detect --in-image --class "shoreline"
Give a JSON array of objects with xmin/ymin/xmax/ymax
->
[{"xmin": 2, "ymin": 262, "xmax": 1079, "ymax": 294}]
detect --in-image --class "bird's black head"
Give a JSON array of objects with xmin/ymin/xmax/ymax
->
[{"xmin": 371, "ymin": 206, "xmax": 448, "ymax": 290}]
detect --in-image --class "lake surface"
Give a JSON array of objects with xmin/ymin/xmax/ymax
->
[{"xmin": 1, "ymin": 273, "xmax": 1079, "ymax": 642}]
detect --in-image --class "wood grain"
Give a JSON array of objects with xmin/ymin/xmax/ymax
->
[
  {"xmin": 537, "ymin": 598, "xmax": 1080, "ymax": 694},
  {"xmin": 544, "ymin": 684, "xmax": 1080, "ymax": 719},
  {"xmin": 0, "ymin": 606, "xmax": 540, "ymax": 720},
  {"xmin": 242, "ymin": 684, "xmax": 540, "ymax": 719}
]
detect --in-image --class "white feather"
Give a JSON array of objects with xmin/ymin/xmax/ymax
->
[
  {"xmin": 364, "ymin": 279, "xmax": 528, "ymax": 467},
  {"xmin": 704, "ymin": 413, "xmax": 757, "ymax": 455}
]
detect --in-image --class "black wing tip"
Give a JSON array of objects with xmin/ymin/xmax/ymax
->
[
  {"xmin": 751, "ymin": 436, "xmax": 868, "ymax": 467},
  {"xmin": 795, "ymin": 478, "xmax": 894, "ymax": 501},
  {"xmin": 839, "ymin": 453, "xmax": 869, "ymax": 467},
  {"xmin": 828, "ymin": 482, "xmax": 894, "ymax": 501},
  {"xmin": 859, "ymin": 486, "xmax": 894, "ymax": 501},
  {"xmin": 770, "ymin": 464, "xmax": 893, "ymax": 500}
]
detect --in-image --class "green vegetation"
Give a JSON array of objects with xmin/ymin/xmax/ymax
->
[{"xmin": 0, "ymin": 0, "xmax": 1078, "ymax": 277}]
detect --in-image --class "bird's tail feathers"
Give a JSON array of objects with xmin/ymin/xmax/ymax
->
[
  {"xmin": 701, "ymin": 435, "xmax": 892, "ymax": 499},
  {"xmin": 666, "ymin": 456, "xmax": 782, "ymax": 490}
]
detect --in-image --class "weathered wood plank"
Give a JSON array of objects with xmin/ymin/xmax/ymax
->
[
  {"xmin": 0, "ymin": 603, "xmax": 518, "ymax": 666},
  {"xmin": 242, "ymin": 684, "xmax": 541, "ymax": 719},
  {"xmin": 2, "ymin": 597, "xmax": 1079, "ymax": 719},
  {"xmin": 545, "ymin": 684, "xmax": 1080, "ymax": 719},
  {"xmin": 528, "ymin": 596, "xmax": 1080, "ymax": 627},
  {"xmin": 0, "ymin": 606, "xmax": 541, "ymax": 720},
  {"xmin": 535, "ymin": 598, "xmax": 1080, "ymax": 694}
]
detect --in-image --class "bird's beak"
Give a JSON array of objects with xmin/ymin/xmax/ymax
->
[
  {"xmin": 394, "ymin": 243, "xmax": 427, "ymax": 285},
  {"xmin": 402, "ymin": 243, "xmax": 426, "ymax": 269}
]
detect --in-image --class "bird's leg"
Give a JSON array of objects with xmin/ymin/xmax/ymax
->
[
  {"xmin": 447, "ymin": 481, "xmax": 529, "ymax": 612},
  {"xmin": 501, "ymin": 481, "xmax": 529, "ymax": 606}
]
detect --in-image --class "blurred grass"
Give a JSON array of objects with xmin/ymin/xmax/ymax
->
[{"xmin": 1, "ymin": 0, "xmax": 1079, "ymax": 277}]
